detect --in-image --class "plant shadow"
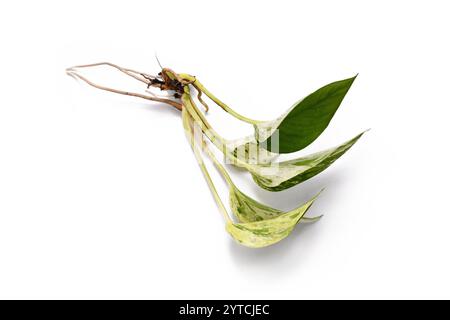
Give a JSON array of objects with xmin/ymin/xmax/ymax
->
[{"xmin": 133, "ymin": 101, "xmax": 181, "ymax": 117}]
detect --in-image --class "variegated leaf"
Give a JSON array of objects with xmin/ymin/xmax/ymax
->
[
  {"xmin": 226, "ymin": 192, "xmax": 319, "ymax": 248},
  {"xmin": 250, "ymin": 131, "xmax": 366, "ymax": 191},
  {"xmin": 229, "ymin": 185, "xmax": 322, "ymax": 223},
  {"xmin": 229, "ymin": 137, "xmax": 278, "ymax": 165}
]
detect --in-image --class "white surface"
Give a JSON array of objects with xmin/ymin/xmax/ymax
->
[{"xmin": 0, "ymin": 0, "xmax": 449, "ymax": 299}]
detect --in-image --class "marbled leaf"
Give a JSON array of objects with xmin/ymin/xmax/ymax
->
[
  {"xmin": 230, "ymin": 185, "xmax": 322, "ymax": 223},
  {"xmin": 251, "ymin": 131, "xmax": 366, "ymax": 191},
  {"xmin": 226, "ymin": 192, "xmax": 319, "ymax": 248}
]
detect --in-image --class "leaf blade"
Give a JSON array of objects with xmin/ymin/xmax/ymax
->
[
  {"xmin": 226, "ymin": 193, "xmax": 319, "ymax": 248},
  {"xmin": 252, "ymin": 131, "xmax": 366, "ymax": 191},
  {"xmin": 229, "ymin": 185, "xmax": 322, "ymax": 223},
  {"xmin": 263, "ymin": 76, "xmax": 357, "ymax": 153}
]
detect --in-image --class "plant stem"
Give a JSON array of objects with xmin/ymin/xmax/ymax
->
[
  {"xmin": 183, "ymin": 105, "xmax": 234, "ymax": 187},
  {"xmin": 182, "ymin": 89, "xmax": 257, "ymax": 174},
  {"xmin": 181, "ymin": 89, "xmax": 226, "ymax": 150},
  {"xmin": 179, "ymin": 74, "xmax": 262, "ymax": 125},
  {"xmin": 200, "ymin": 140, "xmax": 234, "ymax": 187},
  {"xmin": 182, "ymin": 109, "xmax": 232, "ymax": 224}
]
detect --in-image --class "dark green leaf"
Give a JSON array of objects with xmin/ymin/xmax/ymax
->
[{"xmin": 263, "ymin": 75, "xmax": 357, "ymax": 153}]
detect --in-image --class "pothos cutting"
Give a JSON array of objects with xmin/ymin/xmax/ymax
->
[{"xmin": 66, "ymin": 61, "xmax": 366, "ymax": 248}]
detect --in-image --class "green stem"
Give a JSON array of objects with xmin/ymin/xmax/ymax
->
[
  {"xmin": 180, "ymin": 74, "xmax": 262, "ymax": 125},
  {"xmin": 182, "ymin": 109, "xmax": 232, "ymax": 224},
  {"xmin": 200, "ymin": 140, "xmax": 234, "ymax": 187},
  {"xmin": 182, "ymin": 92, "xmax": 225, "ymax": 149},
  {"xmin": 182, "ymin": 89, "xmax": 254, "ymax": 174}
]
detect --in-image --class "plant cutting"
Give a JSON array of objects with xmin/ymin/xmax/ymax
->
[{"xmin": 66, "ymin": 61, "xmax": 366, "ymax": 248}]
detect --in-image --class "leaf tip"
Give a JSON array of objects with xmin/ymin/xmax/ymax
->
[
  {"xmin": 345, "ymin": 73, "xmax": 358, "ymax": 83},
  {"xmin": 311, "ymin": 214, "xmax": 325, "ymax": 221},
  {"xmin": 357, "ymin": 129, "xmax": 371, "ymax": 140}
]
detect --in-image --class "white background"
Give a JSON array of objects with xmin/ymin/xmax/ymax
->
[{"xmin": 0, "ymin": 0, "xmax": 449, "ymax": 299}]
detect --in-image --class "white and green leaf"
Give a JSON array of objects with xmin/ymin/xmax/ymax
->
[
  {"xmin": 226, "ymin": 192, "xmax": 320, "ymax": 248},
  {"xmin": 229, "ymin": 184, "xmax": 322, "ymax": 224},
  {"xmin": 250, "ymin": 131, "xmax": 366, "ymax": 191},
  {"xmin": 227, "ymin": 131, "xmax": 365, "ymax": 192},
  {"xmin": 227, "ymin": 135, "xmax": 278, "ymax": 165}
]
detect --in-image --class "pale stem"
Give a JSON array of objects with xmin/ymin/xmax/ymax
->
[
  {"xmin": 181, "ymin": 90, "xmax": 226, "ymax": 148},
  {"xmin": 182, "ymin": 90, "xmax": 255, "ymax": 172},
  {"xmin": 179, "ymin": 74, "xmax": 262, "ymax": 125},
  {"xmin": 182, "ymin": 109, "xmax": 232, "ymax": 223},
  {"xmin": 200, "ymin": 138, "xmax": 234, "ymax": 187}
]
